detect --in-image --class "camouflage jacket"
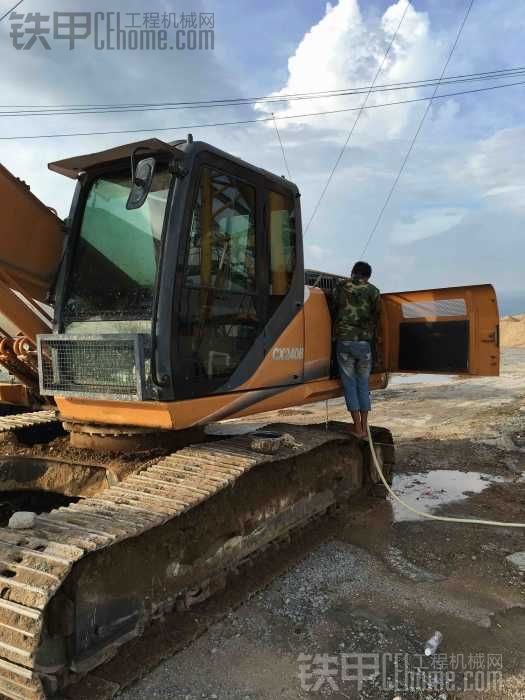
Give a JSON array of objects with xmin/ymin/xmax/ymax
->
[{"xmin": 332, "ymin": 276, "xmax": 381, "ymax": 342}]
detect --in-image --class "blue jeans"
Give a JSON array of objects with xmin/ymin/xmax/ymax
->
[{"xmin": 336, "ymin": 340, "xmax": 372, "ymax": 412}]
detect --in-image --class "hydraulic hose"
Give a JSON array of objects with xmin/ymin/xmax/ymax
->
[{"xmin": 366, "ymin": 425, "xmax": 525, "ymax": 528}]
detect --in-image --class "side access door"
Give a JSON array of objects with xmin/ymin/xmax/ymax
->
[{"xmin": 381, "ymin": 284, "xmax": 499, "ymax": 376}]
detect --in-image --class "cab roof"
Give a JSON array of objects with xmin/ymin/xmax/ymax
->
[
  {"xmin": 48, "ymin": 138, "xmax": 183, "ymax": 179},
  {"xmin": 48, "ymin": 137, "xmax": 299, "ymax": 193}
]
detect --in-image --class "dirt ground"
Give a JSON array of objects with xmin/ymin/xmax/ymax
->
[
  {"xmin": 500, "ymin": 314, "xmax": 525, "ymax": 348},
  {"xmin": 88, "ymin": 349, "xmax": 525, "ymax": 700}
]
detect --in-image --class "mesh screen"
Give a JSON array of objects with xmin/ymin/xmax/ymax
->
[
  {"xmin": 39, "ymin": 336, "xmax": 145, "ymax": 400},
  {"xmin": 401, "ymin": 299, "xmax": 467, "ymax": 319}
]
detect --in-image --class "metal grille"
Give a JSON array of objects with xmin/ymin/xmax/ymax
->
[
  {"xmin": 305, "ymin": 269, "xmax": 345, "ymax": 291},
  {"xmin": 402, "ymin": 299, "xmax": 467, "ymax": 319},
  {"xmin": 38, "ymin": 334, "xmax": 150, "ymax": 400}
]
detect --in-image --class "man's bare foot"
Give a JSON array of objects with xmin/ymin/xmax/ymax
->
[{"xmin": 347, "ymin": 423, "xmax": 368, "ymax": 439}]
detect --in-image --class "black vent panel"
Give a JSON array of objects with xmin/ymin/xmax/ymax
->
[{"xmin": 38, "ymin": 334, "xmax": 150, "ymax": 400}]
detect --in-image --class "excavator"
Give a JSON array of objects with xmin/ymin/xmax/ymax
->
[{"xmin": 0, "ymin": 137, "xmax": 499, "ymax": 698}]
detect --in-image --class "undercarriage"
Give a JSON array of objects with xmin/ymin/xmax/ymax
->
[{"xmin": 0, "ymin": 412, "xmax": 393, "ymax": 699}]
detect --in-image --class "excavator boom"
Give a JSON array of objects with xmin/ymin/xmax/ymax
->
[{"xmin": 0, "ymin": 165, "xmax": 64, "ymax": 405}]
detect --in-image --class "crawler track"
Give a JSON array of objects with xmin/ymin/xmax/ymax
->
[
  {"xmin": 0, "ymin": 422, "xmax": 394, "ymax": 699},
  {"xmin": 0, "ymin": 412, "xmax": 57, "ymax": 436}
]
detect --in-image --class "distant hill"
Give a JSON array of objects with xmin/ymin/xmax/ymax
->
[
  {"xmin": 497, "ymin": 293, "xmax": 525, "ymax": 317},
  {"xmin": 500, "ymin": 314, "xmax": 525, "ymax": 347}
]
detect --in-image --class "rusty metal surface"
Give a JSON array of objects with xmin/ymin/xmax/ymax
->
[{"xmin": 63, "ymin": 421, "xmax": 206, "ymax": 453}]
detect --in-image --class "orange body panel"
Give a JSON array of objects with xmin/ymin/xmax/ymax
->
[
  {"xmin": 241, "ymin": 308, "xmax": 304, "ymax": 390},
  {"xmin": 56, "ymin": 379, "xmax": 342, "ymax": 430},
  {"xmin": 304, "ymin": 287, "xmax": 331, "ymax": 381},
  {"xmin": 0, "ymin": 164, "xmax": 63, "ymax": 303},
  {"xmin": 382, "ymin": 284, "xmax": 499, "ymax": 376},
  {"xmin": 0, "ymin": 382, "xmax": 32, "ymax": 406}
]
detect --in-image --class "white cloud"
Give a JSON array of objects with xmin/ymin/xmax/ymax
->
[
  {"xmin": 389, "ymin": 207, "xmax": 466, "ymax": 245},
  {"xmin": 305, "ymin": 244, "xmax": 325, "ymax": 261},
  {"xmin": 255, "ymin": 0, "xmax": 443, "ymax": 143},
  {"xmin": 458, "ymin": 127, "xmax": 525, "ymax": 213},
  {"xmin": 261, "ymin": 0, "xmax": 525, "ymax": 307}
]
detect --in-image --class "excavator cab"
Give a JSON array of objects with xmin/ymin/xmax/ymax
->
[{"xmin": 39, "ymin": 138, "xmax": 307, "ymax": 423}]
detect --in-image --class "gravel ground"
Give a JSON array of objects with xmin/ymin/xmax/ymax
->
[{"xmin": 99, "ymin": 349, "xmax": 525, "ymax": 700}]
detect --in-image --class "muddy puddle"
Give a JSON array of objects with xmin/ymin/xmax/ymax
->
[
  {"xmin": 391, "ymin": 470, "xmax": 506, "ymax": 522},
  {"xmin": 205, "ymin": 421, "xmax": 267, "ymax": 436}
]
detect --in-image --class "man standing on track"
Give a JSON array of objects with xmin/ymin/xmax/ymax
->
[{"xmin": 332, "ymin": 261, "xmax": 381, "ymax": 438}]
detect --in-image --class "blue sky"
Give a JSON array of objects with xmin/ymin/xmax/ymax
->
[{"xmin": 1, "ymin": 0, "xmax": 524, "ymax": 314}]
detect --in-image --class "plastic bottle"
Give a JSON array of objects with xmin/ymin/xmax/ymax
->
[{"xmin": 424, "ymin": 631, "xmax": 443, "ymax": 656}]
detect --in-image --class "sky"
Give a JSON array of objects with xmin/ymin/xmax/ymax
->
[{"xmin": 1, "ymin": 0, "xmax": 524, "ymax": 314}]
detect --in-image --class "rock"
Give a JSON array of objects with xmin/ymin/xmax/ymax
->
[
  {"xmin": 249, "ymin": 435, "xmax": 282, "ymax": 454},
  {"xmin": 8, "ymin": 511, "xmax": 36, "ymax": 529},
  {"xmin": 511, "ymin": 432, "xmax": 525, "ymax": 448},
  {"xmin": 503, "ymin": 458, "xmax": 521, "ymax": 474},
  {"xmin": 506, "ymin": 552, "xmax": 525, "ymax": 574},
  {"xmin": 280, "ymin": 433, "xmax": 303, "ymax": 449}
]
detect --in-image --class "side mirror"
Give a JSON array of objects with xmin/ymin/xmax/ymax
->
[{"xmin": 126, "ymin": 157, "xmax": 156, "ymax": 210}]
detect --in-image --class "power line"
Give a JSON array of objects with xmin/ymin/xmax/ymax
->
[
  {"xmin": 0, "ymin": 0, "xmax": 23, "ymax": 23},
  {"xmin": 1, "ymin": 78, "xmax": 523, "ymax": 142},
  {"xmin": 272, "ymin": 113, "xmax": 292, "ymax": 179},
  {"xmin": 303, "ymin": 1, "xmax": 411, "ymax": 236},
  {"xmin": 1, "ymin": 66, "xmax": 524, "ymax": 117},
  {"xmin": 361, "ymin": 0, "xmax": 476, "ymax": 256},
  {"xmin": 5, "ymin": 67, "xmax": 523, "ymax": 116}
]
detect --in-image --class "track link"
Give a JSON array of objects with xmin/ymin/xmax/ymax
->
[
  {"xmin": 0, "ymin": 412, "xmax": 57, "ymax": 436},
  {"xmin": 0, "ymin": 424, "xmax": 393, "ymax": 698}
]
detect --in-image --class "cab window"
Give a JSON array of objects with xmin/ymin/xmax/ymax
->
[
  {"xmin": 178, "ymin": 167, "xmax": 259, "ymax": 383},
  {"xmin": 268, "ymin": 191, "xmax": 296, "ymax": 315}
]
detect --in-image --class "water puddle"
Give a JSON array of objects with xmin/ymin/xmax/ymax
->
[
  {"xmin": 392, "ymin": 470, "xmax": 504, "ymax": 522},
  {"xmin": 390, "ymin": 374, "xmax": 456, "ymax": 386},
  {"xmin": 385, "ymin": 545, "xmax": 445, "ymax": 582},
  {"xmin": 206, "ymin": 421, "xmax": 267, "ymax": 437}
]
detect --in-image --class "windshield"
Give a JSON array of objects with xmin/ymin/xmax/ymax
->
[{"xmin": 64, "ymin": 166, "xmax": 171, "ymax": 323}]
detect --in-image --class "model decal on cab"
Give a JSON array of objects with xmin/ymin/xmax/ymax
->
[{"xmin": 272, "ymin": 347, "xmax": 304, "ymax": 361}]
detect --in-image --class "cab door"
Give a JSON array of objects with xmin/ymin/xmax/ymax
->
[{"xmin": 381, "ymin": 284, "xmax": 499, "ymax": 376}]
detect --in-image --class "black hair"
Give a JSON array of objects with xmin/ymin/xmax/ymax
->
[{"xmin": 352, "ymin": 261, "xmax": 372, "ymax": 279}]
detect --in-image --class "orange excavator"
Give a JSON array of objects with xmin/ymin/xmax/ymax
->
[{"xmin": 0, "ymin": 137, "xmax": 499, "ymax": 698}]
